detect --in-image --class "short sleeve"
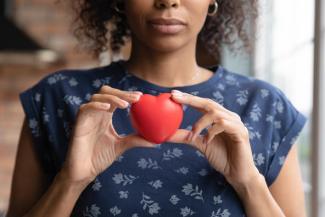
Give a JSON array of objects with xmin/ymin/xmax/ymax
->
[
  {"xmin": 265, "ymin": 88, "xmax": 307, "ymax": 186},
  {"xmin": 19, "ymin": 77, "xmax": 56, "ymax": 174}
]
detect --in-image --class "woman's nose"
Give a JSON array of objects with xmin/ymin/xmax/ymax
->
[{"xmin": 154, "ymin": 0, "xmax": 180, "ymax": 9}]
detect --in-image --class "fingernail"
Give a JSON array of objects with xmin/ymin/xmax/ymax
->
[
  {"xmin": 124, "ymin": 101, "xmax": 129, "ymax": 107},
  {"xmin": 133, "ymin": 94, "xmax": 140, "ymax": 100},
  {"xmin": 129, "ymin": 91, "xmax": 143, "ymax": 95},
  {"xmin": 103, "ymin": 103, "xmax": 111, "ymax": 110},
  {"xmin": 171, "ymin": 89, "xmax": 183, "ymax": 97}
]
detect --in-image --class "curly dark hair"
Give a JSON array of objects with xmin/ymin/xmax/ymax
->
[{"xmin": 71, "ymin": 0, "xmax": 258, "ymax": 61}]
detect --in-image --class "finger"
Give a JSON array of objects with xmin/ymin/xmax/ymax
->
[
  {"xmin": 91, "ymin": 94, "xmax": 130, "ymax": 113},
  {"xmin": 79, "ymin": 102, "xmax": 118, "ymax": 139},
  {"xmin": 166, "ymin": 129, "xmax": 206, "ymax": 155},
  {"xmin": 119, "ymin": 133, "xmax": 157, "ymax": 154},
  {"xmin": 190, "ymin": 110, "xmax": 232, "ymax": 142},
  {"xmin": 79, "ymin": 101, "xmax": 111, "ymax": 113},
  {"xmin": 166, "ymin": 129, "xmax": 190, "ymax": 143},
  {"xmin": 107, "ymin": 119, "xmax": 119, "ymax": 138},
  {"xmin": 100, "ymin": 85, "xmax": 143, "ymax": 103},
  {"xmin": 97, "ymin": 86, "xmax": 142, "ymax": 113},
  {"xmin": 171, "ymin": 90, "xmax": 215, "ymax": 113},
  {"xmin": 171, "ymin": 90, "xmax": 235, "ymax": 115},
  {"xmin": 203, "ymin": 122, "xmax": 225, "ymax": 144},
  {"xmin": 207, "ymin": 118, "xmax": 248, "ymax": 144}
]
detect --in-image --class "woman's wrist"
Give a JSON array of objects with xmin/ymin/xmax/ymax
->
[
  {"xmin": 226, "ymin": 166, "xmax": 264, "ymax": 197},
  {"xmin": 226, "ymin": 167, "xmax": 285, "ymax": 217},
  {"xmin": 56, "ymin": 168, "xmax": 92, "ymax": 193},
  {"xmin": 231, "ymin": 171, "xmax": 266, "ymax": 199}
]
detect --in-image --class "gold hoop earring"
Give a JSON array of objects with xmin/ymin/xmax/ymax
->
[{"xmin": 208, "ymin": 1, "xmax": 218, "ymax": 16}]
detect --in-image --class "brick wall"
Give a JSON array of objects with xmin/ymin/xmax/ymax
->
[
  {"xmin": 13, "ymin": 0, "xmax": 99, "ymax": 67},
  {"xmin": 0, "ymin": 0, "xmax": 108, "ymax": 212}
]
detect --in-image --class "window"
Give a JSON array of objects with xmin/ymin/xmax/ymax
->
[
  {"xmin": 224, "ymin": 0, "xmax": 317, "ymax": 216},
  {"xmin": 254, "ymin": 0, "xmax": 317, "ymax": 216}
]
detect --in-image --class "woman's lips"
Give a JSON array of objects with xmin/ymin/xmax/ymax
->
[
  {"xmin": 149, "ymin": 23, "xmax": 186, "ymax": 34},
  {"xmin": 148, "ymin": 18, "xmax": 186, "ymax": 34}
]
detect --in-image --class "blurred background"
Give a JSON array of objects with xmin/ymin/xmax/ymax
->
[{"xmin": 0, "ymin": 0, "xmax": 324, "ymax": 216}]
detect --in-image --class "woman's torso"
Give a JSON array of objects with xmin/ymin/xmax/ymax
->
[{"xmin": 20, "ymin": 60, "xmax": 306, "ymax": 216}]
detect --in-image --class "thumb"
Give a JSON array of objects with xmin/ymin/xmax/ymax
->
[
  {"xmin": 166, "ymin": 129, "xmax": 191, "ymax": 143},
  {"xmin": 121, "ymin": 133, "xmax": 157, "ymax": 151},
  {"xmin": 167, "ymin": 129, "xmax": 206, "ymax": 154}
]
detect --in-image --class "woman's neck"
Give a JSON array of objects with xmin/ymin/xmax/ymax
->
[{"xmin": 124, "ymin": 38, "xmax": 214, "ymax": 88}]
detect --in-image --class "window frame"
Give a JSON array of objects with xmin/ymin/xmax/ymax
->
[{"xmin": 311, "ymin": 0, "xmax": 325, "ymax": 216}]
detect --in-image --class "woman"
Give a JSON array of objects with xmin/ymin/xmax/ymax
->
[{"xmin": 7, "ymin": 0, "xmax": 307, "ymax": 216}]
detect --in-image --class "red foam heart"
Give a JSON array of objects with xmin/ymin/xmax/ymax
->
[{"xmin": 130, "ymin": 93, "xmax": 183, "ymax": 144}]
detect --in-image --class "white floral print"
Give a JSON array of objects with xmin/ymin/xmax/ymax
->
[
  {"xmin": 47, "ymin": 73, "xmax": 67, "ymax": 85},
  {"xmin": 140, "ymin": 193, "xmax": 161, "ymax": 215},
  {"xmin": 112, "ymin": 173, "xmax": 138, "ymax": 186},
  {"xmin": 137, "ymin": 158, "xmax": 161, "ymax": 169},
  {"xmin": 213, "ymin": 195, "xmax": 223, "ymax": 204},
  {"xmin": 180, "ymin": 206, "xmax": 195, "ymax": 216},
  {"xmin": 236, "ymin": 90, "xmax": 248, "ymax": 106},
  {"xmin": 118, "ymin": 191, "xmax": 129, "ymax": 199},
  {"xmin": 19, "ymin": 60, "xmax": 307, "ymax": 216},
  {"xmin": 148, "ymin": 180, "xmax": 163, "ymax": 189},
  {"xmin": 110, "ymin": 206, "xmax": 121, "ymax": 216},
  {"xmin": 91, "ymin": 178, "xmax": 102, "ymax": 191},
  {"xmin": 169, "ymin": 195, "xmax": 180, "ymax": 205},
  {"xmin": 211, "ymin": 208, "xmax": 231, "ymax": 217},
  {"xmin": 182, "ymin": 183, "xmax": 204, "ymax": 201},
  {"xmin": 83, "ymin": 204, "xmax": 101, "ymax": 217},
  {"xmin": 162, "ymin": 148, "xmax": 183, "ymax": 160}
]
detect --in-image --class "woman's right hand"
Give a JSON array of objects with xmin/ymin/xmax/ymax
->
[{"xmin": 60, "ymin": 85, "xmax": 155, "ymax": 186}]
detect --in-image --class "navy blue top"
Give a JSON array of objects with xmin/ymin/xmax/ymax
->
[{"xmin": 19, "ymin": 60, "xmax": 307, "ymax": 217}]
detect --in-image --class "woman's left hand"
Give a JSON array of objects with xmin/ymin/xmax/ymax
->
[{"xmin": 167, "ymin": 90, "xmax": 260, "ymax": 187}]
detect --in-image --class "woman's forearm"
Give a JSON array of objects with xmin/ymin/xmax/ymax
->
[
  {"xmin": 23, "ymin": 170, "xmax": 89, "ymax": 217},
  {"xmin": 232, "ymin": 173, "xmax": 285, "ymax": 217}
]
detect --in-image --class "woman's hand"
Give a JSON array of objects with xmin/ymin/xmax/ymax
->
[
  {"xmin": 61, "ymin": 85, "xmax": 156, "ymax": 186},
  {"xmin": 167, "ymin": 90, "xmax": 260, "ymax": 187}
]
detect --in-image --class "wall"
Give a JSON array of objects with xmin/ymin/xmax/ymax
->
[{"xmin": 0, "ymin": 0, "xmax": 99, "ymax": 212}]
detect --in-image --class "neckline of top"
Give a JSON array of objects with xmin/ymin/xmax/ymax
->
[{"xmin": 113, "ymin": 59, "xmax": 224, "ymax": 93}]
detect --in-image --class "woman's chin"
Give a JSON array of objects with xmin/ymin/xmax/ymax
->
[{"xmin": 145, "ymin": 39, "xmax": 190, "ymax": 53}]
